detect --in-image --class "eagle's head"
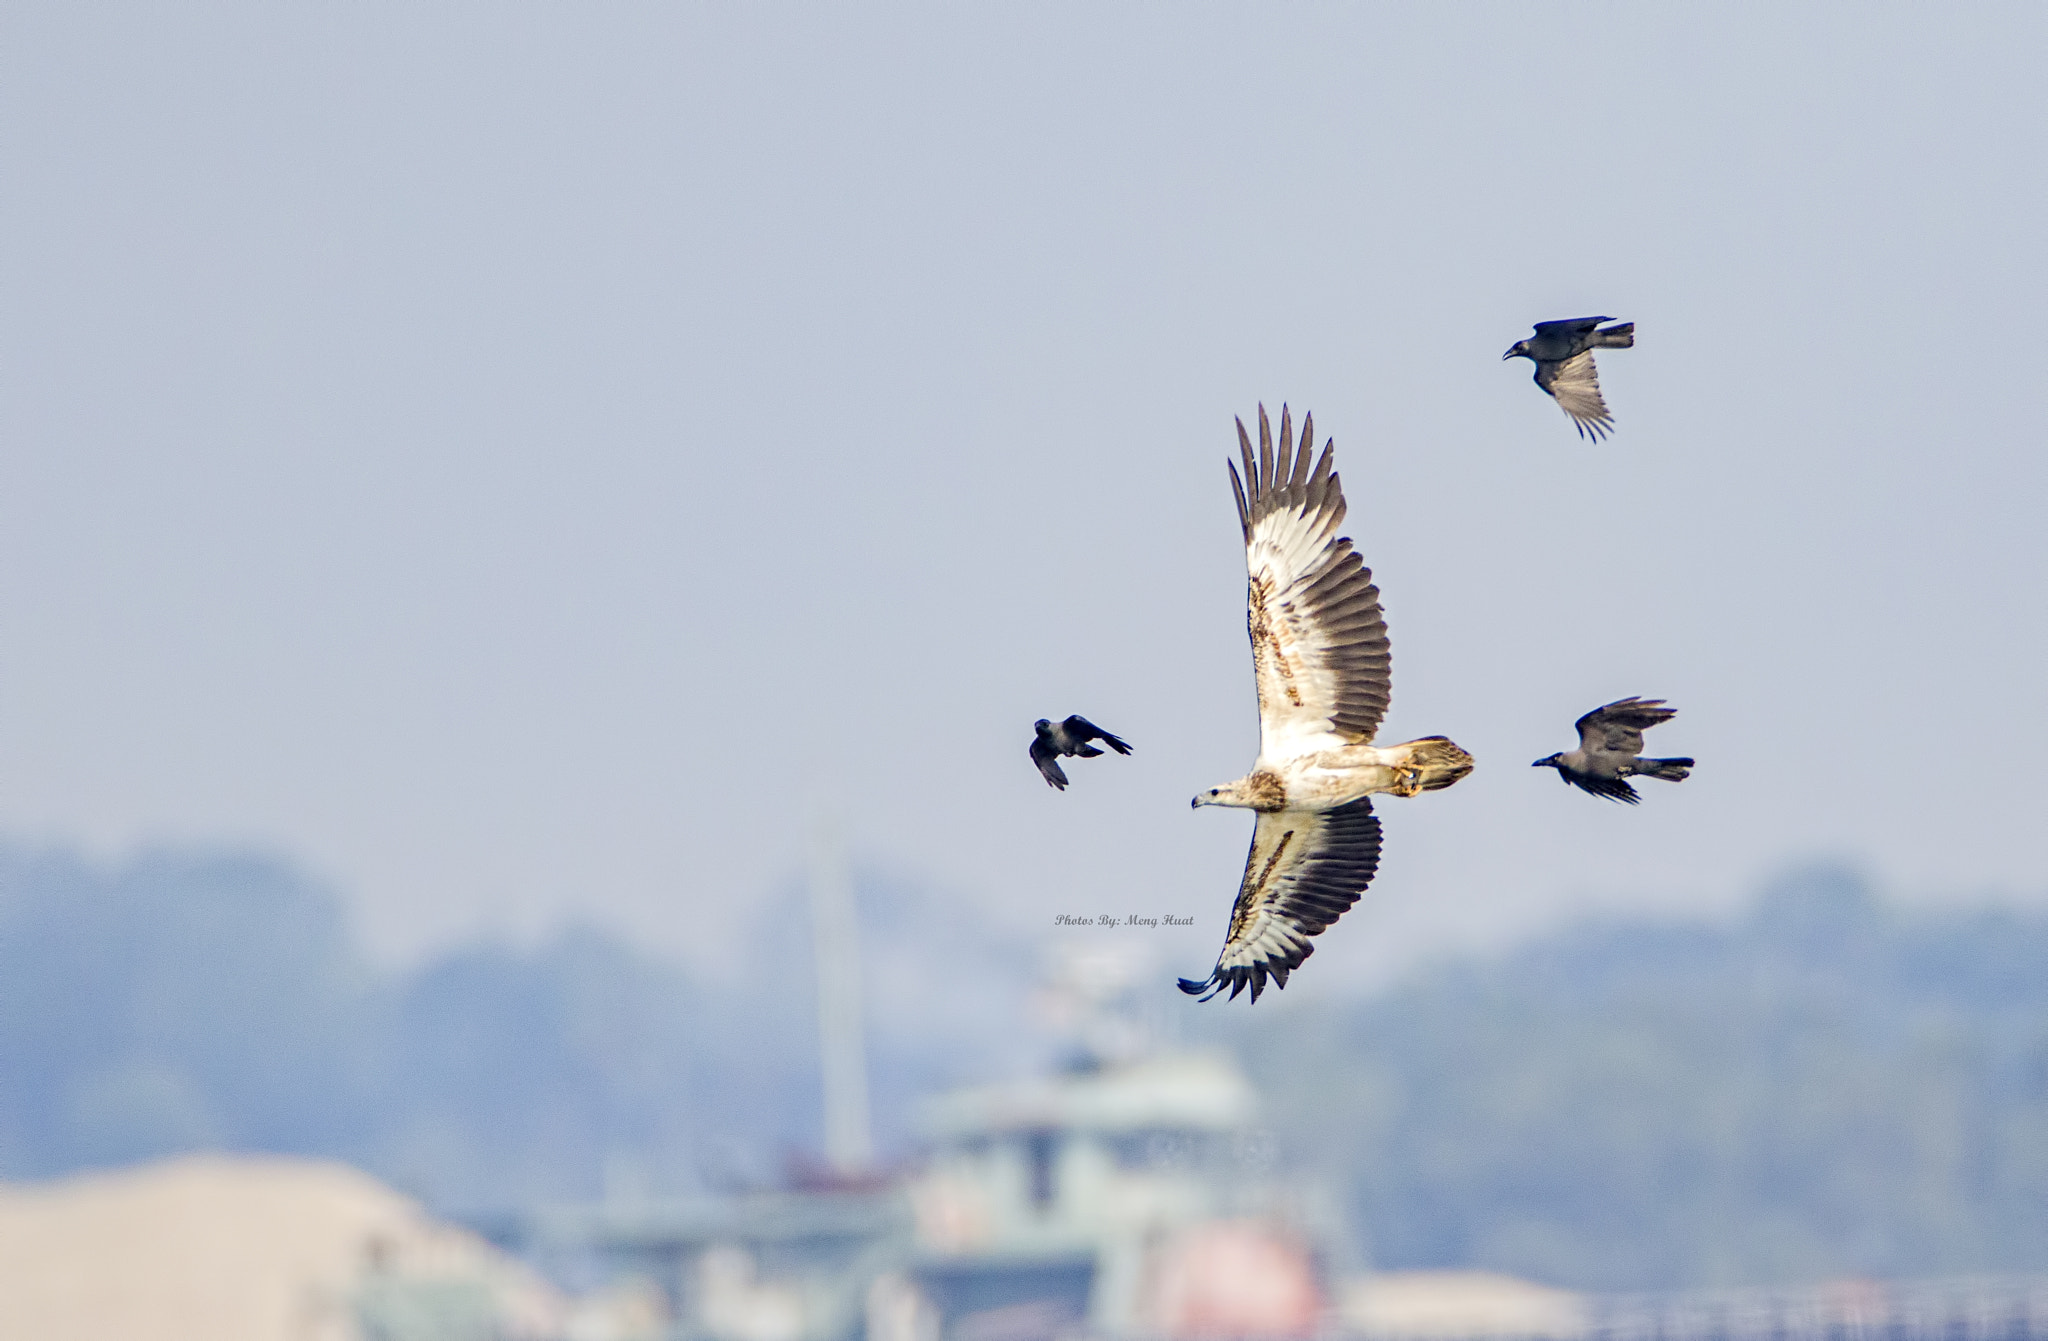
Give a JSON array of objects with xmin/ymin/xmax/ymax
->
[{"xmin": 1191, "ymin": 771, "xmax": 1286, "ymax": 811}]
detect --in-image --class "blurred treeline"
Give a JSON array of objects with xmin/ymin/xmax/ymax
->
[
  {"xmin": 2, "ymin": 845, "xmax": 2045, "ymax": 1290},
  {"xmin": 1234, "ymin": 865, "xmax": 2048, "ymax": 1288},
  {"xmin": 0, "ymin": 845, "xmax": 1053, "ymax": 1208}
]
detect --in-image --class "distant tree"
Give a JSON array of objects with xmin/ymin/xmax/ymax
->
[
  {"xmin": 0, "ymin": 846, "xmax": 380, "ymax": 1175},
  {"xmin": 1232, "ymin": 864, "xmax": 2048, "ymax": 1289},
  {"xmin": 0, "ymin": 843, "xmax": 1052, "ymax": 1209}
]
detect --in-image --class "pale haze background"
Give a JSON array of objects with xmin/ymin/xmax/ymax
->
[{"xmin": 4, "ymin": 5, "xmax": 2044, "ymax": 983}]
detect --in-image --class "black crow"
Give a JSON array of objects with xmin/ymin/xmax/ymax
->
[
  {"xmin": 1504, "ymin": 317, "xmax": 1635, "ymax": 439},
  {"xmin": 1534, "ymin": 696, "xmax": 1693, "ymax": 803},
  {"xmin": 1030, "ymin": 715, "xmax": 1132, "ymax": 790}
]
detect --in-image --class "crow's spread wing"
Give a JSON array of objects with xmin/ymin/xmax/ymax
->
[
  {"xmin": 1566, "ymin": 769, "xmax": 1643, "ymax": 805},
  {"xmin": 1178, "ymin": 798, "xmax": 1383, "ymax": 1003},
  {"xmin": 1232, "ymin": 405, "xmax": 1391, "ymax": 760},
  {"xmin": 1532, "ymin": 315, "xmax": 1611, "ymax": 338},
  {"xmin": 1536, "ymin": 352, "xmax": 1615, "ymax": 440},
  {"xmin": 1575, "ymin": 697, "xmax": 1677, "ymax": 758},
  {"xmin": 1063, "ymin": 715, "xmax": 1132, "ymax": 755},
  {"xmin": 1029, "ymin": 736, "xmax": 1069, "ymax": 789}
]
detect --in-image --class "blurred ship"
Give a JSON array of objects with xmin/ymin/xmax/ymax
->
[
  {"xmin": 505, "ymin": 941, "xmax": 1343, "ymax": 1341},
  {"xmin": 898, "ymin": 1045, "xmax": 1328, "ymax": 1341}
]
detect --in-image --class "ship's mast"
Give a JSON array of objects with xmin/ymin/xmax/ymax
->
[{"xmin": 809, "ymin": 817, "xmax": 873, "ymax": 1175}]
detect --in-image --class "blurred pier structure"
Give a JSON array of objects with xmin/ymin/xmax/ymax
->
[
  {"xmin": 1346, "ymin": 1273, "xmax": 2048, "ymax": 1341},
  {"xmin": 1573, "ymin": 1277, "xmax": 2048, "ymax": 1341}
]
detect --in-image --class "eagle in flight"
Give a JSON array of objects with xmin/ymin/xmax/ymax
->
[{"xmin": 1180, "ymin": 406, "xmax": 1473, "ymax": 1003}]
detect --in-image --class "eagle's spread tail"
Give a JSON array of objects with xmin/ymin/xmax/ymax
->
[{"xmin": 1388, "ymin": 736, "xmax": 1475, "ymax": 795}]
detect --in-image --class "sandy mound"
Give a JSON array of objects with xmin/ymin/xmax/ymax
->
[{"xmin": 0, "ymin": 1153, "xmax": 563, "ymax": 1341}]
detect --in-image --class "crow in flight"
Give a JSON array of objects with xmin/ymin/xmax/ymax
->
[{"xmin": 1030, "ymin": 715, "xmax": 1132, "ymax": 790}]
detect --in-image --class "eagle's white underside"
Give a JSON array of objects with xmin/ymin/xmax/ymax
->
[{"xmin": 1199, "ymin": 736, "xmax": 1462, "ymax": 812}]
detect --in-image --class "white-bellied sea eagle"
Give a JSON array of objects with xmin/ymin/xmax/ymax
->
[{"xmin": 1179, "ymin": 405, "xmax": 1474, "ymax": 1003}]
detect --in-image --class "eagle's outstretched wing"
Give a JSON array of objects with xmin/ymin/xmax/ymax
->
[
  {"xmin": 1535, "ymin": 352, "xmax": 1614, "ymax": 440},
  {"xmin": 1178, "ymin": 797, "xmax": 1383, "ymax": 1003},
  {"xmin": 1575, "ymin": 697, "xmax": 1677, "ymax": 757},
  {"xmin": 1231, "ymin": 405, "xmax": 1391, "ymax": 760}
]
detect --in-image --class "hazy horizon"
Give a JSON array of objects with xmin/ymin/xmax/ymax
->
[{"xmin": 8, "ymin": 843, "xmax": 2048, "ymax": 1290}]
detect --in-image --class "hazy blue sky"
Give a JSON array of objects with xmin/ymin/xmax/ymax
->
[{"xmin": 5, "ymin": 7, "xmax": 2045, "ymax": 984}]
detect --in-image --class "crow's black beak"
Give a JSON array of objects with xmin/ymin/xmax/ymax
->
[
  {"xmin": 1502, "ymin": 348, "xmax": 1517, "ymax": 361},
  {"xmin": 1530, "ymin": 758, "xmax": 1547, "ymax": 767}
]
